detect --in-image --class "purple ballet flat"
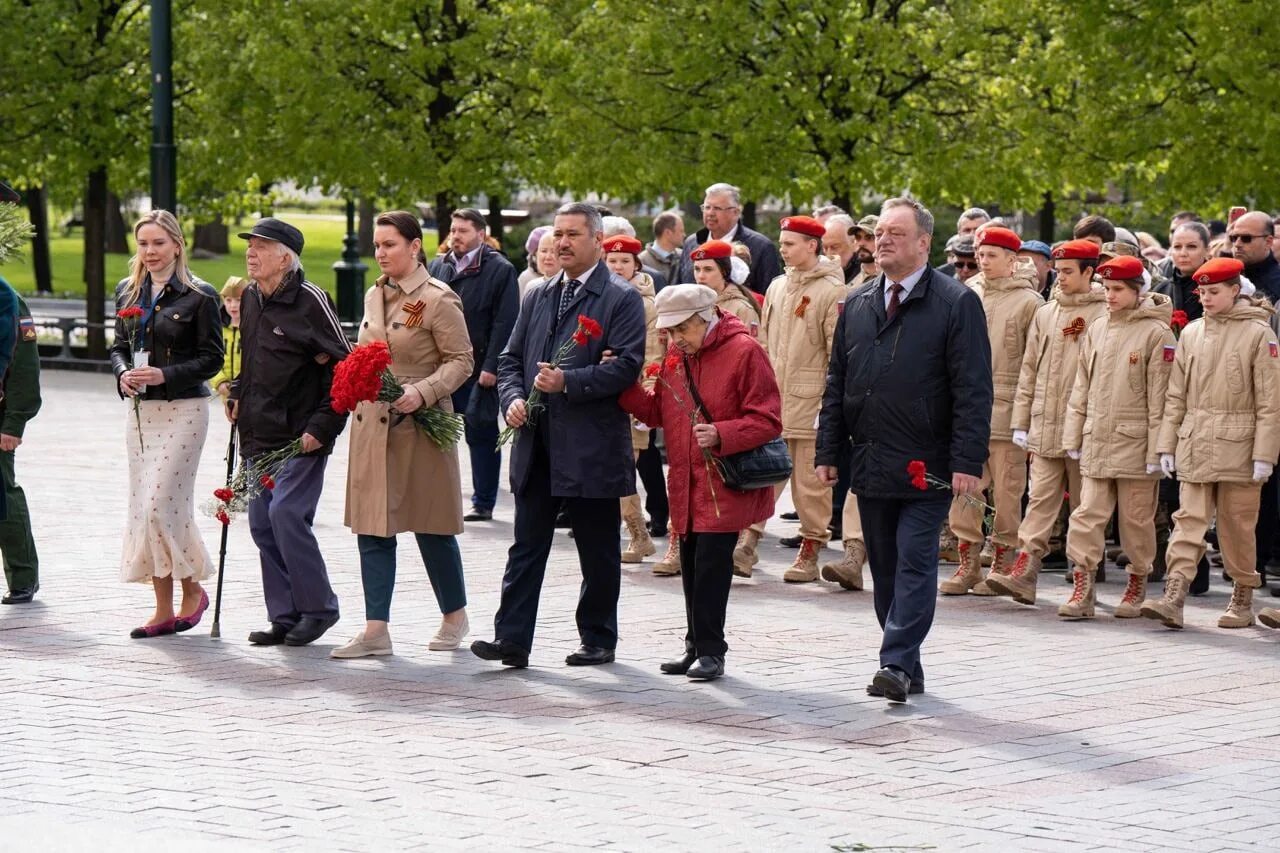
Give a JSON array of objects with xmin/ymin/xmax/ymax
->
[
  {"xmin": 130, "ymin": 617, "xmax": 178, "ymax": 639},
  {"xmin": 174, "ymin": 590, "xmax": 210, "ymax": 633}
]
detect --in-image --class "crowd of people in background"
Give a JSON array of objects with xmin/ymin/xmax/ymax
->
[{"xmin": 9, "ymin": 179, "xmax": 1278, "ymax": 705}]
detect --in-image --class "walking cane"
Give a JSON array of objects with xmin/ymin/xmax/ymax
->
[{"xmin": 210, "ymin": 417, "xmax": 237, "ymax": 639}]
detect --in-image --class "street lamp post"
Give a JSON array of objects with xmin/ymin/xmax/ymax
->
[
  {"xmin": 149, "ymin": 0, "xmax": 177, "ymax": 213},
  {"xmin": 333, "ymin": 198, "xmax": 368, "ymax": 323}
]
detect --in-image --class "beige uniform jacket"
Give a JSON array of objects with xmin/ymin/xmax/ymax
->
[
  {"xmin": 716, "ymin": 283, "xmax": 761, "ymax": 331},
  {"xmin": 1158, "ymin": 299, "xmax": 1280, "ymax": 483},
  {"xmin": 760, "ymin": 256, "xmax": 846, "ymax": 439},
  {"xmin": 1011, "ymin": 285, "xmax": 1107, "ymax": 457},
  {"xmin": 630, "ymin": 272, "xmax": 662, "ymax": 449},
  {"xmin": 345, "ymin": 265, "xmax": 474, "ymax": 537},
  {"xmin": 1063, "ymin": 292, "xmax": 1175, "ymax": 479},
  {"xmin": 966, "ymin": 259, "xmax": 1044, "ymax": 442}
]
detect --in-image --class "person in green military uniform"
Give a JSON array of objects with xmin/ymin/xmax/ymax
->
[{"xmin": 0, "ymin": 273, "xmax": 38, "ymax": 604}]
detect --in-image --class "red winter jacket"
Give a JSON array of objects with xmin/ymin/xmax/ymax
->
[{"xmin": 620, "ymin": 311, "xmax": 782, "ymax": 535}]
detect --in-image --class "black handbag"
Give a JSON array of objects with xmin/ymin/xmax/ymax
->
[{"xmin": 682, "ymin": 357, "xmax": 791, "ymax": 491}]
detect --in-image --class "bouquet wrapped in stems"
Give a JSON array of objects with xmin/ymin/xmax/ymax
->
[
  {"xmin": 331, "ymin": 340, "xmax": 463, "ymax": 449},
  {"xmin": 644, "ymin": 353, "xmax": 720, "ymax": 518},
  {"xmin": 497, "ymin": 313, "xmax": 601, "ymax": 448},
  {"xmin": 205, "ymin": 439, "xmax": 303, "ymax": 525},
  {"xmin": 116, "ymin": 306, "xmax": 146, "ymax": 452},
  {"xmin": 907, "ymin": 460, "xmax": 1007, "ymax": 547}
]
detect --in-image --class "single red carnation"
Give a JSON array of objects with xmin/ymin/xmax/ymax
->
[
  {"xmin": 577, "ymin": 315, "xmax": 603, "ymax": 338},
  {"xmin": 215, "ymin": 509, "xmax": 231, "ymax": 526},
  {"xmin": 664, "ymin": 354, "xmax": 681, "ymax": 373},
  {"xmin": 260, "ymin": 475, "xmax": 276, "ymax": 490},
  {"xmin": 1170, "ymin": 310, "xmax": 1189, "ymax": 331},
  {"xmin": 907, "ymin": 460, "xmax": 926, "ymax": 477},
  {"xmin": 213, "ymin": 487, "xmax": 234, "ymax": 502},
  {"xmin": 910, "ymin": 475, "xmax": 928, "ymax": 491},
  {"xmin": 643, "ymin": 363, "xmax": 661, "ymax": 378},
  {"xmin": 117, "ymin": 306, "xmax": 144, "ymax": 319},
  {"xmin": 572, "ymin": 330, "xmax": 588, "ymax": 346}
]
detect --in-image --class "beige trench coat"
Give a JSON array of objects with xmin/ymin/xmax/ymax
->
[{"xmin": 345, "ymin": 265, "xmax": 475, "ymax": 537}]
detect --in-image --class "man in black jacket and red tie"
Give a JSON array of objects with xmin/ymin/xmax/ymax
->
[{"xmin": 817, "ymin": 198, "xmax": 993, "ymax": 703}]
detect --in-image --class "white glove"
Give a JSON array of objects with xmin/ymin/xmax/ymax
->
[
  {"xmin": 1066, "ymin": 448, "xmax": 1081, "ymax": 460},
  {"xmin": 1254, "ymin": 461, "xmax": 1274, "ymax": 482},
  {"xmin": 1146, "ymin": 464, "xmax": 1158, "ymax": 475},
  {"xmin": 1160, "ymin": 454, "xmax": 1176, "ymax": 478},
  {"xmin": 1011, "ymin": 430, "xmax": 1028, "ymax": 450}
]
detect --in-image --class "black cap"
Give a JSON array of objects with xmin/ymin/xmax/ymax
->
[
  {"xmin": 0, "ymin": 182, "xmax": 20, "ymax": 204},
  {"xmin": 237, "ymin": 217, "xmax": 304, "ymax": 256}
]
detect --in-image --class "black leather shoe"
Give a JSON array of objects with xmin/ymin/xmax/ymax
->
[
  {"xmin": 686, "ymin": 655, "xmax": 724, "ymax": 681},
  {"xmin": 647, "ymin": 521, "xmax": 668, "ymax": 538},
  {"xmin": 871, "ymin": 667, "xmax": 912, "ymax": 703},
  {"xmin": 565, "ymin": 645, "xmax": 614, "ymax": 666},
  {"xmin": 470, "ymin": 639, "xmax": 529, "ymax": 668},
  {"xmin": 828, "ymin": 523, "xmax": 843, "ymax": 541},
  {"xmin": 284, "ymin": 615, "xmax": 339, "ymax": 646},
  {"xmin": 464, "ymin": 508, "xmax": 493, "ymax": 522},
  {"xmin": 867, "ymin": 678, "xmax": 924, "ymax": 697},
  {"xmin": 660, "ymin": 649, "xmax": 696, "ymax": 675},
  {"xmin": 554, "ymin": 509, "xmax": 572, "ymax": 528},
  {"xmin": 2, "ymin": 583, "xmax": 38, "ymax": 604},
  {"xmin": 780, "ymin": 511, "xmax": 799, "ymax": 521},
  {"xmin": 779, "ymin": 534, "xmax": 803, "ymax": 549},
  {"xmin": 248, "ymin": 623, "xmax": 290, "ymax": 645}
]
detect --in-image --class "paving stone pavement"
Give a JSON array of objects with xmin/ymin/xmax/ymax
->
[{"xmin": 1, "ymin": 371, "xmax": 1278, "ymax": 852}]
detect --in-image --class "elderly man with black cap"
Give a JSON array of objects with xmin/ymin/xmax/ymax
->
[{"xmin": 230, "ymin": 218, "xmax": 353, "ymax": 647}]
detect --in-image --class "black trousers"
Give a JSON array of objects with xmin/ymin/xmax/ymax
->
[
  {"xmin": 832, "ymin": 439, "xmax": 851, "ymax": 521},
  {"xmin": 494, "ymin": 435, "xmax": 622, "ymax": 653},
  {"xmin": 637, "ymin": 433, "xmax": 668, "ymax": 530},
  {"xmin": 1257, "ymin": 468, "xmax": 1279, "ymax": 579},
  {"xmin": 677, "ymin": 531, "xmax": 736, "ymax": 657}
]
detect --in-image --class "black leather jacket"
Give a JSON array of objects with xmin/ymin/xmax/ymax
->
[{"xmin": 109, "ymin": 274, "xmax": 224, "ymax": 400}]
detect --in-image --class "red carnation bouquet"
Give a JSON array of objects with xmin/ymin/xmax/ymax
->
[
  {"xmin": 498, "ymin": 313, "xmax": 601, "ymax": 448},
  {"xmin": 116, "ymin": 306, "xmax": 146, "ymax": 452},
  {"xmin": 331, "ymin": 340, "xmax": 463, "ymax": 449},
  {"xmin": 644, "ymin": 350, "xmax": 721, "ymax": 517},
  {"xmin": 205, "ymin": 440, "xmax": 303, "ymax": 525}
]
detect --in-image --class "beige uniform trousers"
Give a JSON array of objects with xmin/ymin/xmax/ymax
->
[
  {"xmin": 751, "ymin": 438, "xmax": 831, "ymax": 544},
  {"xmin": 949, "ymin": 439, "xmax": 1027, "ymax": 546},
  {"xmin": 1017, "ymin": 454, "xmax": 1083, "ymax": 557},
  {"xmin": 1167, "ymin": 481, "xmax": 1261, "ymax": 586},
  {"xmin": 1065, "ymin": 476, "xmax": 1158, "ymax": 575},
  {"xmin": 841, "ymin": 492, "xmax": 864, "ymax": 544}
]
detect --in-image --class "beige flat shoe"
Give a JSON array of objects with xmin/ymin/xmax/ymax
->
[
  {"xmin": 330, "ymin": 630, "xmax": 393, "ymax": 659},
  {"xmin": 428, "ymin": 613, "xmax": 470, "ymax": 651}
]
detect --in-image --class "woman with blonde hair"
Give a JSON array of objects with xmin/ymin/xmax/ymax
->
[{"xmin": 109, "ymin": 210, "xmax": 224, "ymax": 638}]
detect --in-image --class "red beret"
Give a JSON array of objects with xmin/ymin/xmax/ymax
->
[
  {"xmin": 1097, "ymin": 256, "xmax": 1145, "ymax": 282},
  {"xmin": 977, "ymin": 226, "xmax": 1021, "ymax": 252},
  {"xmin": 602, "ymin": 235, "xmax": 643, "ymax": 256},
  {"xmin": 780, "ymin": 216, "xmax": 825, "ymax": 239},
  {"xmin": 1051, "ymin": 239, "xmax": 1101, "ymax": 261},
  {"xmin": 1192, "ymin": 257, "xmax": 1245, "ymax": 285},
  {"xmin": 690, "ymin": 240, "xmax": 733, "ymax": 261}
]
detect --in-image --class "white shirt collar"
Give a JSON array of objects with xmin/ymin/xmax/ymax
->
[
  {"xmin": 709, "ymin": 223, "xmax": 738, "ymax": 243},
  {"xmin": 884, "ymin": 265, "xmax": 927, "ymax": 307},
  {"xmin": 454, "ymin": 245, "xmax": 482, "ymax": 270}
]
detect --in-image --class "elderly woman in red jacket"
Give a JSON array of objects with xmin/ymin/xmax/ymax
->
[{"xmin": 619, "ymin": 284, "xmax": 782, "ymax": 681}]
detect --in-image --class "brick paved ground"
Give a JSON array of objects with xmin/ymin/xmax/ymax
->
[{"xmin": 1, "ymin": 371, "xmax": 1277, "ymax": 852}]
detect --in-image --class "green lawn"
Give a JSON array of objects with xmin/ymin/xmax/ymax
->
[{"xmin": 0, "ymin": 212, "xmax": 437, "ymax": 298}]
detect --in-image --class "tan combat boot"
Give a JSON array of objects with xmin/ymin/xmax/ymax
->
[
  {"xmin": 1218, "ymin": 580, "xmax": 1257, "ymax": 629},
  {"xmin": 651, "ymin": 535, "xmax": 681, "ymax": 576},
  {"xmin": 939, "ymin": 526, "xmax": 960, "ymax": 563},
  {"xmin": 1058, "ymin": 567, "xmax": 1097, "ymax": 619},
  {"xmin": 783, "ymin": 539, "xmax": 822, "ymax": 583},
  {"xmin": 985, "ymin": 551, "xmax": 1042, "ymax": 605},
  {"xmin": 1113, "ymin": 572, "xmax": 1147, "ymax": 618},
  {"xmin": 1139, "ymin": 573, "xmax": 1189, "ymax": 629},
  {"xmin": 1259, "ymin": 607, "xmax": 1280, "ymax": 629},
  {"xmin": 821, "ymin": 539, "xmax": 866, "ymax": 591},
  {"xmin": 939, "ymin": 541, "xmax": 983, "ymax": 595},
  {"xmin": 621, "ymin": 514, "xmax": 655, "ymax": 563},
  {"xmin": 733, "ymin": 529, "xmax": 760, "ymax": 578},
  {"xmin": 980, "ymin": 539, "xmax": 996, "ymax": 567},
  {"xmin": 972, "ymin": 543, "xmax": 1012, "ymax": 596}
]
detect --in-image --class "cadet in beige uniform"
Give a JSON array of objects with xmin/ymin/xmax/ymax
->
[
  {"xmin": 1141, "ymin": 258, "xmax": 1280, "ymax": 629},
  {"xmin": 940, "ymin": 226, "xmax": 1043, "ymax": 595},
  {"xmin": 736, "ymin": 216, "xmax": 845, "ymax": 582},
  {"xmin": 988, "ymin": 239, "xmax": 1107, "ymax": 604},
  {"xmin": 1060, "ymin": 256, "xmax": 1175, "ymax": 619}
]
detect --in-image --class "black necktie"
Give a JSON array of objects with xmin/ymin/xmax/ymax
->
[
  {"xmin": 887, "ymin": 283, "xmax": 904, "ymax": 322},
  {"xmin": 558, "ymin": 278, "xmax": 580, "ymax": 322}
]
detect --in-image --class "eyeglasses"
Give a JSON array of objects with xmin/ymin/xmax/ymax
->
[
  {"xmin": 1229, "ymin": 233, "xmax": 1268, "ymax": 244},
  {"xmin": 953, "ymin": 260, "xmax": 978, "ymax": 270},
  {"xmin": 700, "ymin": 204, "xmax": 738, "ymax": 213}
]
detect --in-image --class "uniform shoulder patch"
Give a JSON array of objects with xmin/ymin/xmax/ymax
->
[
  {"xmin": 1163, "ymin": 345, "xmax": 1176, "ymax": 363},
  {"xmin": 1270, "ymin": 341, "xmax": 1278, "ymax": 358},
  {"xmin": 19, "ymin": 316, "xmax": 35, "ymax": 342}
]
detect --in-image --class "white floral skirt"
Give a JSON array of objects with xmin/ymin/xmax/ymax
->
[{"xmin": 120, "ymin": 398, "xmax": 214, "ymax": 583}]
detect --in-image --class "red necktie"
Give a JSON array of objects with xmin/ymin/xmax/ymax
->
[{"xmin": 887, "ymin": 282, "xmax": 904, "ymax": 322}]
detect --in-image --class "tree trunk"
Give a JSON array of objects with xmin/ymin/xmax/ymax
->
[
  {"xmin": 1037, "ymin": 190, "xmax": 1055, "ymax": 243},
  {"xmin": 27, "ymin": 185, "xmax": 53, "ymax": 294},
  {"xmin": 488, "ymin": 194, "xmax": 505, "ymax": 248},
  {"xmin": 742, "ymin": 201, "xmax": 757, "ymax": 231},
  {"xmin": 358, "ymin": 196, "xmax": 375, "ymax": 256},
  {"xmin": 105, "ymin": 190, "xmax": 129, "ymax": 254},
  {"xmin": 833, "ymin": 192, "xmax": 852, "ymax": 215},
  {"xmin": 84, "ymin": 168, "xmax": 109, "ymax": 359},
  {"xmin": 434, "ymin": 190, "xmax": 454, "ymax": 248},
  {"xmin": 193, "ymin": 219, "xmax": 230, "ymax": 254}
]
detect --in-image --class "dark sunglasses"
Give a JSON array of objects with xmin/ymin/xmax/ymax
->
[
  {"xmin": 953, "ymin": 260, "xmax": 978, "ymax": 270},
  {"xmin": 1229, "ymin": 233, "xmax": 1267, "ymax": 244}
]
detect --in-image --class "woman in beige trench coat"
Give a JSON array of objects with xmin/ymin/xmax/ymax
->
[{"xmin": 332, "ymin": 211, "xmax": 475, "ymax": 659}]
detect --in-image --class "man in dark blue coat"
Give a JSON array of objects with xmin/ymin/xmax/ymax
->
[
  {"xmin": 428, "ymin": 208, "xmax": 520, "ymax": 522},
  {"xmin": 817, "ymin": 198, "xmax": 993, "ymax": 703},
  {"xmin": 472, "ymin": 202, "xmax": 646, "ymax": 668},
  {"xmin": 676, "ymin": 182, "xmax": 781, "ymax": 294}
]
